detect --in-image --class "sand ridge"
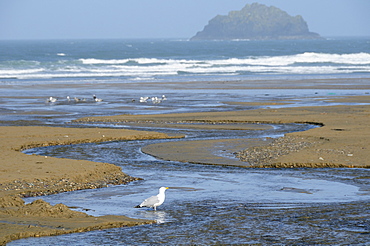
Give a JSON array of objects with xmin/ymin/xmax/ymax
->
[{"xmin": 77, "ymin": 101, "xmax": 370, "ymax": 168}]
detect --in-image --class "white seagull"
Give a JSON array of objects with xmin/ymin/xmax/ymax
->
[
  {"xmin": 46, "ymin": 97, "xmax": 57, "ymax": 103},
  {"xmin": 93, "ymin": 95, "xmax": 103, "ymax": 102},
  {"xmin": 139, "ymin": 96, "xmax": 149, "ymax": 103},
  {"xmin": 151, "ymin": 96, "xmax": 162, "ymax": 104},
  {"xmin": 135, "ymin": 187, "xmax": 169, "ymax": 210}
]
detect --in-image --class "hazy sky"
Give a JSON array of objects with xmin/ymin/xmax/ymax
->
[{"xmin": 1, "ymin": 0, "xmax": 369, "ymax": 40}]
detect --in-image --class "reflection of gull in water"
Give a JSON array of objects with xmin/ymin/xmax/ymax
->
[
  {"xmin": 135, "ymin": 187, "xmax": 169, "ymax": 210},
  {"xmin": 137, "ymin": 210, "xmax": 169, "ymax": 224},
  {"xmin": 154, "ymin": 211, "xmax": 167, "ymax": 224}
]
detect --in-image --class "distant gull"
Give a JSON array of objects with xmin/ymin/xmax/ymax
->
[
  {"xmin": 151, "ymin": 96, "xmax": 161, "ymax": 104},
  {"xmin": 135, "ymin": 187, "xmax": 169, "ymax": 210},
  {"xmin": 93, "ymin": 94, "xmax": 103, "ymax": 102},
  {"xmin": 152, "ymin": 95, "xmax": 166, "ymax": 104},
  {"xmin": 139, "ymin": 96, "xmax": 149, "ymax": 103},
  {"xmin": 46, "ymin": 97, "xmax": 57, "ymax": 103},
  {"xmin": 67, "ymin": 96, "xmax": 86, "ymax": 102},
  {"xmin": 139, "ymin": 95, "xmax": 166, "ymax": 104}
]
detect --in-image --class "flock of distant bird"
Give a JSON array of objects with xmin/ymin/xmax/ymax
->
[
  {"xmin": 46, "ymin": 94, "xmax": 103, "ymax": 103},
  {"xmin": 46, "ymin": 94, "xmax": 167, "ymax": 104},
  {"xmin": 138, "ymin": 95, "xmax": 167, "ymax": 104}
]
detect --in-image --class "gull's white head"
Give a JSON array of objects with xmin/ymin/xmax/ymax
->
[{"xmin": 159, "ymin": 187, "xmax": 169, "ymax": 192}]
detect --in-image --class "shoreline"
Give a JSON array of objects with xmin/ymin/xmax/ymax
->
[{"xmin": 1, "ymin": 93, "xmax": 370, "ymax": 244}]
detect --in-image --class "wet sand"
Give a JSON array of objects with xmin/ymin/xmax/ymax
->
[
  {"xmin": 1, "ymin": 90, "xmax": 370, "ymax": 244},
  {"xmin": 78, "ymin": 96, "xmax": 370, "ymax": 168},
  {"xmin": 0, "ymin": 127, "xmax": 182, "ymax": 245}
]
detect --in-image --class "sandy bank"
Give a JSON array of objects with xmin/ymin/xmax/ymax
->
[
  {"xmin": 76, "ymin": 96, "xmax": 370, "ymax": 168},
  {"xmin": 0, "ymin": 126, "xmax": 182, "ymax": 245}
]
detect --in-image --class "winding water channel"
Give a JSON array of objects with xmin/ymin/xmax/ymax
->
[{"xmin": 10, "ymin": 123, "xmax": 370, "ymax": 245}]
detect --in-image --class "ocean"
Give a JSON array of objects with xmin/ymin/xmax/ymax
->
[{"xmin": 1, "ymin": 37, "xmax": 370, "ymax": 83}]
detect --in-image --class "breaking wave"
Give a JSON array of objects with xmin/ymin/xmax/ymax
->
[{"xmin": 1, "ymin": 52, "xmax": 370, "ymax": 80}]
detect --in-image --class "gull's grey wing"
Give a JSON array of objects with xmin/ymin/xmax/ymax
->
[{"xmin": 140, "ymin": 195, "xmax": 160, "ymax": 207}]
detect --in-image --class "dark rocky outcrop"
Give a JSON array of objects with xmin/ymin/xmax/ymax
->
[{"xmin": 191, "ymin": 3, "xmax": 322, "ymax": 40}]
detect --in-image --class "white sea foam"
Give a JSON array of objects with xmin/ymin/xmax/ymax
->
[
  {"xmin": 80, "ymin": 57, "xmax": 198, "ymax": 65},
  {"xmin": 79, "ymin": 52, "xmax": 370, "ymax": 67},
  {"xmin": 0, "ymin": 69, "xmax": 45, "ymax": 78},
  {"xmin": 2, "ymin": 52, "xmax": 369, "ymax": 80}
]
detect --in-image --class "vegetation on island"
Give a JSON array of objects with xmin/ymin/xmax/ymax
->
[{"xmin": 191, "ymin": 3, "xmax": 322, "ymax": 40}]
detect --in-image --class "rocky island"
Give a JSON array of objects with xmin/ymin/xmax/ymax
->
[{"xmin": 191, "ymin": 3, "xmax": 322, "ymax": 41}]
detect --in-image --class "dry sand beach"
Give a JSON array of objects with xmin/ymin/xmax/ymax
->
[{"xmin": 1, "ymin": 81, "xmax": 370, "ymax": 244}]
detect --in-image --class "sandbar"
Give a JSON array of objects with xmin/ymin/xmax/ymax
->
[{"xmin": 77, "ymin": 96, "xmax": 370, "ymax": 168}]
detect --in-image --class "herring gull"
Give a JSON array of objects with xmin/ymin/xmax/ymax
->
[
  {"xmin": 135, "ymin": 187, "xmax": 169, "ymax": 210},
  {"xmin": 93, "ymin": 94, "xmax": 103, "ymax": 102},
  {"xmin": 46, "ymin": 97, "xmax": 57, "ymax": 103}
]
